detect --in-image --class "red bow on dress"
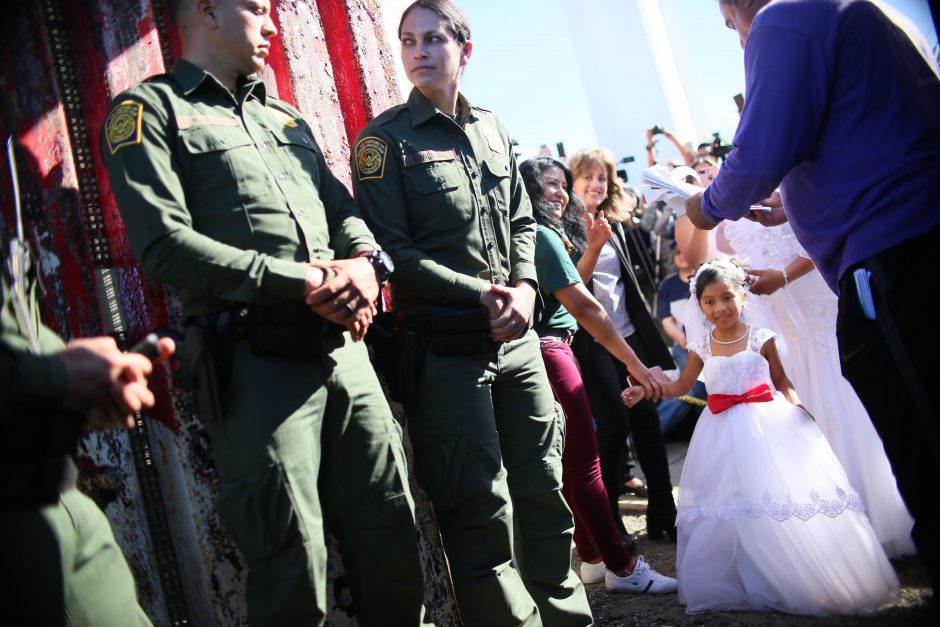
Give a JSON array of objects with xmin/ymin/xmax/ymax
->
[{"xmin": 707, "ymin": 383, "xmax": 775, "ymax": 414}]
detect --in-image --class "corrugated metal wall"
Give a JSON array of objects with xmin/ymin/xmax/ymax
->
[{"xmin": 0, "ymin": 1, "xmax": 458, "ymax": 624}]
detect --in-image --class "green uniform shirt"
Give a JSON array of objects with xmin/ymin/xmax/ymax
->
[
  {"xmin": 351, "ymin": 89, "xmax": 538, "ymax": 311},
  {"xmin": 101, "ymin": 60, "xmax": 378, "ymax": 315},
  {"xmin": 533, "ymin": 225, "xmax": 580, "ymax": 335}
]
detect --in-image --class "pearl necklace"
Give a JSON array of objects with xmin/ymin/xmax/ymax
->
[{"xmin": 711, "ymin": 325, "xmax": 748, "ymax": 345}]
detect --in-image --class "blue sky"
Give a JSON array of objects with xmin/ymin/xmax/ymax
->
[{"xmin": 458, "ymin": 0, "xmax": 939, "ymax": 165}]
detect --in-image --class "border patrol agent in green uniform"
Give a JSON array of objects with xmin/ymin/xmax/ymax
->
[
  {"xmin": 1, "ymin": 235, "xmax": 153, "ymax": 624},
  {"xmin": 99, "ymin": 1, "xmax": 425, "ymax": 624},
  {"xmin": 352, "ymin": 2, "xmax": 592, "ymax": 625}
]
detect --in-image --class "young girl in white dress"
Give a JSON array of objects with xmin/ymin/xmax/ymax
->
[
  {"xmin": 717, "ymin": 219, "xmax": 914, "ymax": 557},
  {"xmin": 622, "ymin": 259, "xmax": 899, "ymax": 615}
]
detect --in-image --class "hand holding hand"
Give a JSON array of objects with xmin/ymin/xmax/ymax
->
[
  {"xmin": 585, "ymin": 211, "xmax": 612, "ymax": 252},
  {"xmin": 627, "ymin": 363, "xmax": 666, "ymax": 401},
  {"xmin": 305, "ymin": 258, "xmax": 379, "ymax": 340},
  {"xmin": 486, "ymin": 281, "xmax": 536, "ymax": 342},
  {"xmin": 621, "ymin": 386, "xmax": 646, "ymax": 408}
]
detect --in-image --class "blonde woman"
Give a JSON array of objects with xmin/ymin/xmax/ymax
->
[{"xmin": 569, "ymin": 148, "xmax": 678, "ymax": 542}]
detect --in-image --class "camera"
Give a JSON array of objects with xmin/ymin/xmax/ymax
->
[
  {"xmin": 651, "ymin": 125, "xmax": 665, "ymax": 136},
  {"xmin": 710, "ymin": 131, "xmax": 733, "ymax": 161}
]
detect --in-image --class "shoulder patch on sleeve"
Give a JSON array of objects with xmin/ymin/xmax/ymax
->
[
  {"xmin": 355, "ymin": 136, "xmax": 388, "ymax": 181},
  {"xmin": 105, "ymin": 100, "xmax": 144, "ymax": 155}
]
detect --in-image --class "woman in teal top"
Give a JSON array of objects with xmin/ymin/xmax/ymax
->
[{"xmin": 520, "ymin": 157, "xmax": 676, "ymax": 594}]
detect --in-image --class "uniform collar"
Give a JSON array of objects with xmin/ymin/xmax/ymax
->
[
  {"xmin": 406, "ymin": 88, "xmax": 475, "ymax": 127},
  {"xmin": 170, "ymin": 59, "xmax": 267, "ymax": 104}
]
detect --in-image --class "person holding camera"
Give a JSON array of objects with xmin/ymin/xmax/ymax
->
[
  {"xmin": 100, "ymin": 1, "xmax": 426, "ymax": 624},
  {"xmin": 646, "ymin": 126, "xmax": 695, "ymax": 169}
]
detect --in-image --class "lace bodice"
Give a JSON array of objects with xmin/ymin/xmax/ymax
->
[
  {"xmin": 721, "ymin": 220, "xmax": 805, "ymax": 271},
  {"xmin": 689, "ymin": 327, "xmax": 776, "ymax": 396}
]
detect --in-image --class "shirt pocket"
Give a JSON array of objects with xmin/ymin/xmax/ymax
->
[
  {"xmin": 404, "ymin": 156, "xmax": 470, "ymax": 229},
  {"xmin": 480, "ymin": 155, "xmax": 512, "ymax": 215},
  {"xmin": 269, "ymin": 125, "xmax": 321, "ymax": 188},
  {"xmin": 179, "ymin": 125, "xmax": 271, "ymax": 210}
]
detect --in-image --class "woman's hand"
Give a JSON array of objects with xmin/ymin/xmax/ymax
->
[
  {"xmin": 746, "ymin": 268, "xmax": 785, "ymax": 295},
  {"xmin": 585, "ymin": 211, "xmax": 612, "ymax": 252},
  {"xmin": 627, "ymin": 364, "xmax": 667, "ymax": 401}
]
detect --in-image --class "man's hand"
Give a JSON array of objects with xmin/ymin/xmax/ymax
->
[
  {"xmin": 585, "ymin": 211, "xmax": 612, "ymax": 252},
  {"xmin": 304, "ymin": 258, "xmax": 379, "ymax": 341},
  {"xmin": 61, "ymin": 336, "xmax": 175, "ymax": 430},
  {"xmin": 684, "ymin": 192, "xmax": 717, "ymax": 230},
  {"xmin": 746, "ymin": 190, "xmax": 787, "ymax": 226},
  {"xmin": 486, "ymin": 281, "xmax": 537, "ymax": 342}
]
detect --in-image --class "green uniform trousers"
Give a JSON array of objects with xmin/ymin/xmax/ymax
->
[
  {"xmin": 0, "ymin": 487, "xmax": 152, "ymax": 626},
  {"xmin": 404, "ymin": 330, "xmax": 592, "ymax": 626},
  {"xmin": 205, "ymin": 334, "xmax": 424, "ymax": 626}
]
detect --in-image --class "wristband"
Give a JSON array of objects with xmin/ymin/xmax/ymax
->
[{"xmin": 781, "ymin": 268, "xmax": 789, "ymax": 289}]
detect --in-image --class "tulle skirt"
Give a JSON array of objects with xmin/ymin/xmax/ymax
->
[
  {"xmin": 754, "ymin": 272, "xmax": 915, "ymax": 557},
  {"xmin": 676, "ymin": 396, "xmax": 900, "ymax": 615}
]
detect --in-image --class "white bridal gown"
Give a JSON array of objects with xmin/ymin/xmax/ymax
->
[
  {"xmin": 677, "ymin": 328, "xmax": 899, "ymax": 615},
  {"xmin": 719, "ymin": 219, "xmax": 915, "ymax": 558}
]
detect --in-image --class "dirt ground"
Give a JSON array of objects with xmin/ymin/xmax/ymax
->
[{"xmin": 579, "ymin": 511, "xmax": 935, "ymax": 626}]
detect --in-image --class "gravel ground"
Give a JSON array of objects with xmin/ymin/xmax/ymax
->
[{"xmin": 579, "ymin": 511, "xmax": 935, "ymax": 626}]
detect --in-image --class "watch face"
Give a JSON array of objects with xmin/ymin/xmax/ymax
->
[{"xmin": 379, "ymin": 250, "xmax": 395, "ymax": 274}]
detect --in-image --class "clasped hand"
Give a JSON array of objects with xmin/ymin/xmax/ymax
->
[
  {"xmin": 482, "ymin": 281, "xmax": 536, "ymax": 342},
  {"xmin": 623, "ymin": 365, "xmax": 668, "ymax": 404},
  {"xmin": 304, "ymin": 257, "xmax": 379, "ymax": 342}
]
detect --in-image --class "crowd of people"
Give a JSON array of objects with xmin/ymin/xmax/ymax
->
[{"xmin": 3, "ymin": 0, "xmax": 939, "ymax": 624}]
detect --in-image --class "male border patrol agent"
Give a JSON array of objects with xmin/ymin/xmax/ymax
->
[
  {"xmin": 100, "ymin": 0, "xmax": 425, "ymax": 624},
  {"xmin": 0, "ymin": 233, "xmax": 164, "ymax": 624},
  {"xmin": 352, "ymin": 2, "xmax": 593, "ymax": 624}
]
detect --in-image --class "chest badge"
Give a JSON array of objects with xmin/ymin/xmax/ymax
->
[
  {"xmin": 267, "ymin": 106, "xmax": 298, "ymax": 128},
  {"xmin": 355, "ymin": 136, "xmax": 388, "ymax": 180},
  {"xmin": 105, "ymin": 100, "xmax": 143, "ymax": 155}
]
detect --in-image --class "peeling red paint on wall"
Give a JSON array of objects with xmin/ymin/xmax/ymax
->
[{"xmin": 317, "ymin": 0, "xmax": 370, "ymax": 146}]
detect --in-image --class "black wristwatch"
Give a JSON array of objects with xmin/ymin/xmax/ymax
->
[{"xmin": 359, "ymin": 249, "xmax": 394, "ymax": 285}]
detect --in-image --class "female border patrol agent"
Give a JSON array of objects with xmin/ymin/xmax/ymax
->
[{"xmin": 351, "ymin": 1, "xmax": 647, "ymax": 624}]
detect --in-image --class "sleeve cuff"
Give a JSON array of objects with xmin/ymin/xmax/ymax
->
[
  {"xmin": 445, "ymin": 275, "xmax": 490, "ymax": 304},
  {"xmin": 266, "ymin": 259, "xmax": 312, "ymax": 300},
  {"xmin": 510, "ymin": 263, "xmax": 539, "ymax": 289},
  {"xmin": 19, "ymin": 352, "xmax": 70, "ymax": 411}
]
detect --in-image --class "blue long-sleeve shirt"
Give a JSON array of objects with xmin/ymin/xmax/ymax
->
[{"xmin": 702, "ymin": 0, "xmax": 940, "ymax": 292}]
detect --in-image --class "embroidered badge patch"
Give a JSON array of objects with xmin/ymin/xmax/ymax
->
[
  {"xmin": 355, "ymin": 136, "xmax": 388, "ymax": 180},
  {"xmin": 105, "ymin": 100, "xmax": 143, "ymax": 155}
]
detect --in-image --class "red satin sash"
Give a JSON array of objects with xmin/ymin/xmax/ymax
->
[{"xmin": 707, "ymin": 383, "xmax": 774, "ymax": 414}]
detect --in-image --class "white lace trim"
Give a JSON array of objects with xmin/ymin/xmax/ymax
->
[{"xmin": 677, "ymin": 488, "xmax": 866, "ymax": 523}]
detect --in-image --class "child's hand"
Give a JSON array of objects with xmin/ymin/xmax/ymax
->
[{"xmin": 621, "ymin": 386, "xmax": 646, "ymax": 408}]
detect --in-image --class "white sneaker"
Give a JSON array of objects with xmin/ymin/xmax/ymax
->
[
  {"xmin": 605, "ymin": 556, "xmax": 678, "ymax": 594},
  {"xmin": 580, "ymin": 560, "xmax": 606, "ymax": 584}
]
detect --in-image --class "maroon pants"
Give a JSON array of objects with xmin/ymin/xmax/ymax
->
[{"xmin": 539, "ymin": 337, "xmax": 631, "ymax": 572}]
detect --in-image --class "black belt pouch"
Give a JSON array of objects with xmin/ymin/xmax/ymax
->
[{"xmin": 430, "ymin": 306, "xmax": 489, "ymax": 356}]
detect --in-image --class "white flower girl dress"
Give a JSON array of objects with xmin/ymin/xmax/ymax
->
[{"xmin": 677, "ymin": 327, "xmax": 899, "ymax": 615}]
